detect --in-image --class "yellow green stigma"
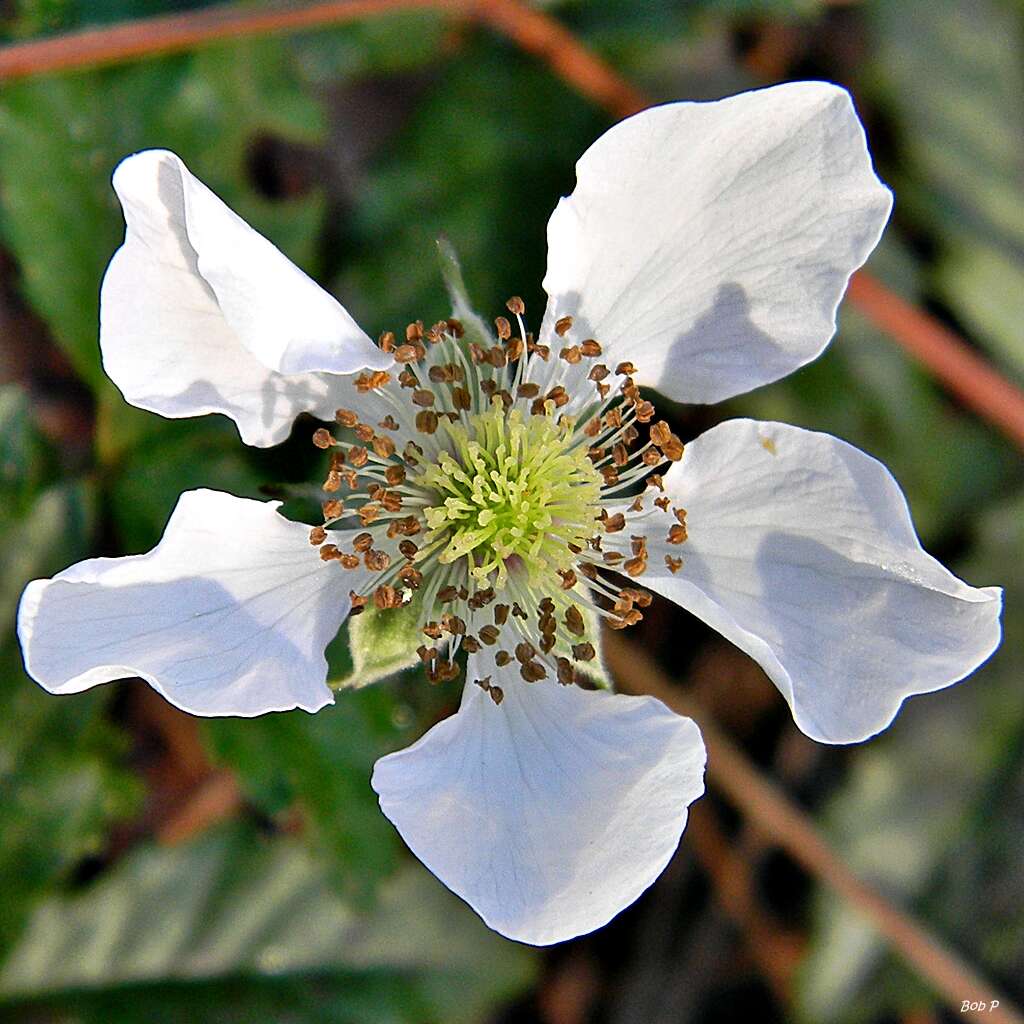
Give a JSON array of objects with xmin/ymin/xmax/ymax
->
[{"xmin": 417, "ymin": 404, "xmax": 603, "ymax": 588}]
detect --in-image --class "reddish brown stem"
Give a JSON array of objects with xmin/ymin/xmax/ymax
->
[{"xmin": 605, "ymin": 633, "xmax": 1024, "ymax": 1024}]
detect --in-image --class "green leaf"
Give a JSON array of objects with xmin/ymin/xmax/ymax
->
[
  {"xmin": 0, "ymin": 824, "xmax": 536, "ymax": 1023},
  {"xmin": 202, "ymin": 687, "xmax": 412, "ymax": 904},
  {"xmin": 867, "ymin": 0, "xmax": 1024, "ymax": 377}
]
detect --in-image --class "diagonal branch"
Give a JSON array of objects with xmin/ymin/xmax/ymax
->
[
  {"xmin": 2, "ymin": 0, "xmax": 1020, "ymax": 449},
  {"xmin": 604, "ymin": 632, "xmax": 1024, "ymax": 1024}
]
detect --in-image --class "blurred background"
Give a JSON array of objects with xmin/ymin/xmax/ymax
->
[{"xmin": 1, "ymin": 1, "xmax": 1022, "ymax": 1022}]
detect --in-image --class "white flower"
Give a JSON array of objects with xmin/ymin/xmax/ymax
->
[{"xmin": 17, "ymin": 82, "xmax": 1001, "ymax": 946}]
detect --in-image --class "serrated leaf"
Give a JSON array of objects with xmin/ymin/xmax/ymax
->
[{"xmin": 0, "ymin": 825, "xmax": 536, "ymax": 1023}]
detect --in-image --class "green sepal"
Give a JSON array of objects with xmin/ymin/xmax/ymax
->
[
  {"xmin": 435, "ymin": 235, "xmax": 494, "ymax": 348},
  {"xmin": 580, "ymin": 602, "xmax": 613, "ymax": 691},
  {"xmin": 331, "ymin": 594, "xmax": 425, "ymax": 690}
]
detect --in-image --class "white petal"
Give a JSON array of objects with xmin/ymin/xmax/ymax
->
[
  {"xmin": 101, "ymin": 150, "xmax": 391, "ymax": 447},
  {"xmin": 627, "ymin": 419, "xmax": 1002, "ymax": 744},
  {"xmin": 17, "ymin": 489, "xmax": 356, "ymax": 717},
  {"xmin": 541, "ymin": 82, "xmax": 892, "ymax": 404},
  {"xmin": 372, "ymin": 649, "xmax": 706, "ymax": 945}
]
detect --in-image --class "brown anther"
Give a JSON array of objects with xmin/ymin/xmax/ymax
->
[
  {"xmin": 564, "ymin": 605, "xmax": 586, "ymax": 636},
  {"xmin": 532, "ymin": 343, "xmax": 551, "ymax": 360},
  {"xmin": 486, "ymin": 681, "xmax": 505, "ymax": 705},
  {"xmin": 556, "ymin": 657, "xmax": 575, "ymax": 685},
  {"xmin": 405, "ymin": 321, "xmax": 424, "ymax": 342},
  {"xmin": 554, "ymin": 315, "xmax": 574, "ymax": 337},
  {"xmin": 322, "ymin": 499, "xmax": 344, "ymax": 521},
  {"xmin": 323, "ymin": 471, "xmax": 342, "ymax": 493},
  {"xmin": 588, "ymin": 364, "xmax": 610, "ymax": 382},
  {"xmin": 353, "ymin": 532, "xmax": 374, "ymax": 552},
  {"xmin": 634, "ymin": 400, "xmax": 655, "ymax": 423},
  {"xmin": 547, "ymin": 386, "xmax": 570, "ymax": 408},
  {"xmin": 422, "ymin": 621, "xmax": 442, "ymax": 639},
  {"xmin": 374, "ymin": 436, "xmax": 398, "ymax": 460},
  {"xmin": 349, "ymin": 593, "xmax": 368, "ymax": 614},
  {"xmin": 385, "ymin": 465, "xmax": 407, "ymax": 486},
  {"xmin": 647, "ymin": 473, "xmax": 665, "ymax": 492},
  {"xmin": 601, "ymin": 465, "xmax": 620, "ymax": 486},
  {"xmin": 415, "ymin": 410, "xmax": 439, "ymax": 435},
  {"xmin": 515, "ymin": 641, "xmax": 537, "ymax": 664},
  {"xmin": 446, "ymin": 317, "xmax": 465, "ymax": 337},
  {"xmin": 438, "ymin": 585, "xmax": 459, "ymax": 602},
  {"xmin": 380, "ymin": 491, "xmax": 402, "ymax": 513},
  {"xmin": 335, "ymin": 409, "xmax": 358, "ymax": 428},
  {"xmin": 398, "ymin": 368, "xmax": 418, "ymax": 389},
  {"xmin": 379, "ymin": 330, "xmax": 396, "ymax": 352},
  {"xmin": 604, "ymin": 408, "xmax": 622, "ymax": 430},
  {"xmin": 630, "ymin": 536, "xmax": 648, "ymax": 557},
  {"xmin": 480, "ymin": 379, "xmax": 498, "ymax": 397},
  {"xmin": 572, "ymin": 642, "xmax": 596, "ymax": 662},
  {"xmin": 412, "ymin": 389, "xmax": 435, "ymax": 408},
  {"xmin": 597, "ymin": 382, "xmax": 611, "ymax": 398},
  {"xmin": 339, "ymin": 553, "xmax": 360, "ymax": 569},
  {"xmin": 623, "ymin": 587, "xmax": 653, "ymax": 608},
  {"xmin": 319, "ymin": 544, "xmax": 340, "ymax": 561},
  {"xmin": 578, "ymin": 562, "xmax": 598, "ymax": 580},
  {"xmin": 478, "ymin": 625, "xmax": 500, "ymax": 646},
  {"xmin": 329, "ymin": 451, "xmax": 347, "ymax": 472},
  {"xmin": 309, "ymin": 526, "xmax": 327, "ymax": 545},
  {"xmin": 494, "ymin": 316, "xmax": 512, "ymax": 340},
  {"xmin": 520, "ymin": 660, "xmax": 547, "ymax": 682},
  {"xmin": 624, "ymin": 555, "xmax": 647, "ymax": 577},
  {"xmin": 394, "ymin": 344, "xmax": 419, "ymax": 363},
  {"xmin": 442, "ymin": 614, "xmax": 466, "ymax": 636},
  {"xmin": 505, "ymin": 338, "xmax": 524, "ymax": 362},
  {"xmin": 495, "ymin": 651, "xmax": 512, "ymax": 666},
  {"xmin": 629, "ymin": 496, "xmax": 644, "ymax": 513},
  {"xmin": 427, "ymin": 321, "xmax": 447, "ymax": 343},
  {"xmin": 583, "ymin": 417, "xmax": 601, "ymax": 438},
  {"xmin": 468, "ymin": 343, "xmax": 486, "ymax": 364},
  {"xmin": 452, "ymin": 386, "xmax": 472, "ymax": 411},
  {"xmin": 615, "ymin": 361, "xmax": 637, "ymax": 375},
  {"xmin": 560, "ymin": 345, "xmax": 582, "ymax": 364},
  {"xmin": 539, "ymin": 614, "xmax": 557, "ymax": 636},
  {"xmin": 486, "ymin": 346, "xmax": 507, "ymax": 368},
  {"xmin": 540, "ymin": 634, "xmax": 556, "ymax": 654},
  {"xmin": 506, "ymin": 295, "xmax": 525, "ymax": 315},
  {"xmin": 612, "ymin": 443, "xmax": 629, "ymax": 467},
  {"xmin": 364, "ymin": 549, "xmax": 390, "ymax": 572},
  {"xmin": 558, "ymin": 568, "xmax": 578, "ymax": 590},
  {"xmin": 367, "ymin": 484, "xmax": 385, "ymax": 502},
  {"xmin": 665, "ymin": 555, "xmax": 683, "ymax": 574},
  {"xmin": 642, "ymin": 448, "xmax": 662, "ymax": 467},
  {"xmin": 436, "ymin": 660, "xmax": 461, "ymax": 683},
  {"xmin": 654, "ymin": 496, "xmax": 670, "ymax": 512},
  {"xmin": 516, "ymin": 382, "xmax": 540, "ymax": 400},
  {"xmin": 623, "ymin": 425, "xmax": 640, "ymax": 445},
  {"xmin": 463, "ymin": 636, "xmax": 481, "ymax": 653},
  {"xmin": 662, "ymin": 436, "xmax": 685, "ymax": 461},
  {"xmin": 398, "ymin": 539, "xmax": 418, "ymax": 559},
  {"xmin": 539, "ymin": 597, "xmax": 555, "ymax": 614},
  {"xmin": 650, "ymin": 421, "xmax": 671, "ymax": 446},
  {"xmin": 580, "ymin": 339, "xmax": 602, "ymax": 357},
  {"xmin": 355, "ymin": 370, "xmax": 391, "ymax": 392},
  {"xmin": 373, "ymin": 585, "xmax": 400, "ymax": 609},
  {"xmin": 354, "ymin": 422, "xmax": 375, "ymax": 442},
  {"xmin": 511, "ymin": 602, "xmax": 527, "ymax": 619},
  {"xmin": 668, "ymin": 523, "xmax": 688, "ymax": 545},
  {"xmin": 602, "ymin": 512, "xmax": 626, "ymax": 533},
  {"xmin": 417, "ymin": 645, "xmax": 437, "ymax": 664},
  {"xmin": 494, "ymin": 604, "xmax": 510, "ymax": 625},
  {"xmin": 348, "ymin": 446, "xmax": 369, "ymax": 468},
  {"xmin": 312, "ymin": 428, "xmax": 334, "ymax": 449},
  {"xmin": 602, "ymin": 551, "xmax": 623, "ymax": 564},
  {"xmin": 358, "ymin": 504, "xmax": 380, "ymax": 525}
]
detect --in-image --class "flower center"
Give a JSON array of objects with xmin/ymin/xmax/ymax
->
[
  {"xmin": 304, "ymin": 294, "xmax": 689, "ymax": 695},
  {"xmin": 418, "ymin": 405, "xmax": 602, "ymax": 588}
]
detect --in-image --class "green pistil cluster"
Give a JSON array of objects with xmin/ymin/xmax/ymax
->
[{"xmin": 418, "ymin": 404, "xmax": 603, "ymax": 588}]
